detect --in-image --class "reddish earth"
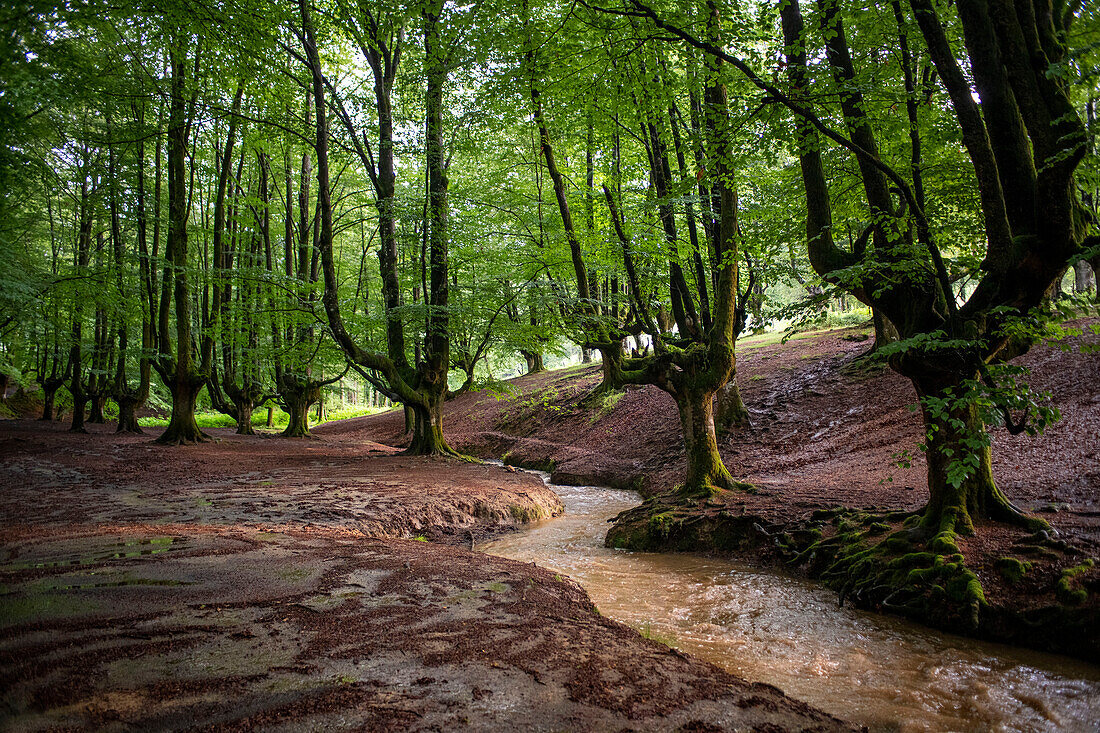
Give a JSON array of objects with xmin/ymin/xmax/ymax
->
[
  {"xmin": 0, "ymin": 422, "xmax": 849, "ymax": 730},
  {"xmin": 356, "ymin": 319, "xmax": 1100, "ymax": 653}
]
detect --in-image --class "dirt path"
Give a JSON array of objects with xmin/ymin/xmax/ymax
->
[{"xmin": 0, "ymin": 422, "xmax": 849, "ymax": 731}]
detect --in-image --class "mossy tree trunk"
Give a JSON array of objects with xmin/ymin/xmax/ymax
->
[
  {"xmin": 912, "ymin": 374, "xmax": 1043, "ymax": 549},
  {"xmin": 522, "ymin": 350, "xmax": 545, "ymax": 374},
  {"xmin": 41, "ymin": 379, "xmax": 62, "ymax": 421},
  {"xmin": 715, "ymin": 379, "xmax": 749, "ymax": 430},
  {"xmin": 281, "ymin": 381, "xmax": 319, "ymax": 438},
  {"xmin": 235, "ymin": 398, "xmax": 256, "ymax": 435},
  {"xmin": 675, "ymin": 386, "xmax": 735, "ymax": 497},
  {"xmin": 157, "ymin": 378, "xmax": 208, "ymax": 445},
  {"xmin": 406, "ymin": 394, "xmax": 461, "ymax": 457},
  {"xmin": 69, "ymin": 387, "xmax": 88, "ymax": 434},
  {"xmin": 88, "ymin": 395, "xmax": 106, "ymax": 424},
  {"xmin": 116, "ymin": 396, "xmax": 142, "ymax": 434},
  {"xmin": 154, "ymin": 38, "xmax": 211, "ymax": 447}
]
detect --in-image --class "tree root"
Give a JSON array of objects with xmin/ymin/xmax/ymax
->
[
  {"xmin": 155, "ymin": 431, "xmax": 214, "ymax": 446},
  {"xmin": 787, "ymin": 507, "xmax": 989, "ymax": 630},
  {"xmin": 401, "ymin": 443, "xmax": 479, "ymax": 463}
]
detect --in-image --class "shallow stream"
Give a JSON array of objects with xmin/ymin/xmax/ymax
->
[{"xmin": 480, "ymin": 469, "xmax": 1100, "ymax": 732}]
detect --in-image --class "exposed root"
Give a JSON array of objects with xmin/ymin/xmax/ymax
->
[
  {"xmin": 675, "ymin": 471, "xmax": 755, "ymax": 500},
  {"xmin": 402, "ymin": 443, "xmax": 479, "ymax": 463},
  {"xmin": 154, "ymin": 432, "xmax": 214, "ymax": 446},
  {"xmin": 786, "ymin": 508, "xmax": 990, "ymax": 630}
]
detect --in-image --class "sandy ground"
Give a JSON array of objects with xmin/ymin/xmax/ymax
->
[{"xmin": 0, "ymin": 421, "xmax": 849, "ymax": 731}]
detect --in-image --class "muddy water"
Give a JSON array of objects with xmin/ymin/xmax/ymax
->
[{"xmin": 480, "ymin": 471, "xmax": 1100, "ymax": 732}]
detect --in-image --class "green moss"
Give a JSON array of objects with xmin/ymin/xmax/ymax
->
[
  {"xmin": 509, "ymin": 504, "xmax": 541, "ymax": 523},
  {"xmin": 0, "ymin": 592, "xmax": 106, "ymax": 625},
  {"xmin": 930, "ymin": 533, "xmax": 960, "ymax": 555},
  {"xmin": 278, "ymin": 567, "xmax": 311, "ymax": 582},
  {"xmin": 1056, "ymin": 559, "xmax": 1095, "ymax": 605},
  {"xmin": 1014, "ymin": 544, "xmax": 1062, "ymax": 560},
  {"xmin": 884, "ymin": 536, "xmax": 912, "ymax": 553},
  {"xmin": 648, "ymin": 511, "xmax": 677, "ymax": 536},
  {"xmin": 588, "ymin": 389, "xmax": 624, "ymax": 423},
  {"xmin": 994, "ymin": 557, "xmax": 1032, "ymax": 584}
]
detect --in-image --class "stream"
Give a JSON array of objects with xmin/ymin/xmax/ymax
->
[{"xmin": 479, "ymin": 469, "xmax": 1100, "ymax": 732}]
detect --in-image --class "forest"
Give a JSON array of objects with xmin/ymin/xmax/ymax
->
[{"xmin": 1, "ymin": 0, "xmax": 1099, "ymax": 729}]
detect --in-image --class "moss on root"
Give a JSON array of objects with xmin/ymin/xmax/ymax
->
[
  {"xmin": 1056, "ymin": 560, "xmax": 1095, "ymax": 605},
  {"xmin": 603, "ymin": 494, "xmax": 1100, "ymax": 660},
  {"xmin": 994, "ymin": 557, "xmax": 1033, "ymax": 585},
  {"xmin": 780, "ymin": 507, "xmax": 990, "ymax": 630}
]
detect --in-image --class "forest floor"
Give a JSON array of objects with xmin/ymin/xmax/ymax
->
[
  {"xmin": 0, "ymin": 421, "xmax": 849, "ymax": 731},
  {"xmin": 356, "ymin": 318, "xmax": 1100, "ymax": 659}
]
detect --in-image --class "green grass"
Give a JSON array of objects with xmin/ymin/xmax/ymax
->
[
  {"xmin": 638, "ymin": 621, "xmax": 678, "ymax": 648},
  {"xmin": 138, "ymin": 405, "xmax": 388, "ymax": 430}
]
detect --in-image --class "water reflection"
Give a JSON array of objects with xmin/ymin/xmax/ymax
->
[{"xmin": 480, "ymin": 472, "xmax": 1100, "ymax": 732}]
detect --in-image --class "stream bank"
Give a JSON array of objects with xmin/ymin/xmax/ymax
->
[
  {"xmin": 481, "ymin": 471, "xmax": 1100, "ymax": 732},
  {"xmin": 352, "ymin": 322, "xmax": 1100, "ymax": 662}
]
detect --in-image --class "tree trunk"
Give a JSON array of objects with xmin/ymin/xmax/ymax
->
[
  {"xmin": 266, "ymin": 405, "xmax": 274, "ymax": 427},
  {"xmin": 675, "ymin": 387, "xmax": 735, "ymax": 497},
  {"xmin": 88, "ymin": 395, "xmax": 106, "ymax": 424},
  {"xmin": 40, "ymin": 383, "xmax": 59, "ymax": 421},
  {"xmin": 403, "ymin": 404, "xmax": 413, "ymax": 435},
  {"xmin": 523, "ymin": 350, "xmax": 545, "ymax": 374},
  {"xmin": 715, "ymin": 379, "xmax": 750, "ymax": 430},
  {"xmin": 871, "ymin": 308, "xmax": 899, "ymax": 351},
  {"xmin": 69, "ymin": 366, "xmax": 88, "ymax": 433},
  {"xmin": 281, "ymin": 382, "xmax": 318, "ymax": 438},
  {"xmin": 235, "ymin": 398, "xmax": 255, "ymax": 435},
  {"xmin": 912, "ymin": 375, "xmax": 1043, "ymax": 547},
  {"xmin": 1073, "ymin": 260, "xmax": 1095, "ymax": 294},
  {"xmin": 156, "ymin": 380, "xmax": 208, "ymax": 445},
  {"xmin": 406, "ymin": 396, "xmax": 459, "ymax": 456},
  {"xmin": 581, "ymin": 347, "xmax": 593, "ymax": 364},
  {"xmin": 69, "ymin": 391, "xmax": 88, "ymax": 433},
  {"xmin": 116, "ymin": 397, "xmax": 142, "ymax": 434}
]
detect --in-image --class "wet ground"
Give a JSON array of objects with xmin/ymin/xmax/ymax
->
[{"xmin": 0, "ymin": 422, "xmax": 848, "ymax": 731}]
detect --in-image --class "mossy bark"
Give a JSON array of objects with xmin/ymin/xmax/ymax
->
[
  {"xmin": 522, "ymin": 350, "xmax": 545, "ymax": 374},
  {"xmin": 69, "ymin": 385, "xmax": 88, "ymax": 434},
  {"xmin": 156, "ymin": 381, "xmax": 210, "ymax": 445},
  {"xmin": 40, "ymin": 383, "xmax": 60, "ymax": 421},
  {"xmin": 116, "ymin": 397, "xmax": 142, "ymax": 434},
  {"xmin": 715, "ymin": 379, "xmax": 750, "ymax": 430},
  {"xmin": 281, "ymin": 389, "xmax": 317, "ymax": 438},
  {"xmin": 675, "ymin": 387, "xmax": 742, "ymax": 497},
  {"xmin": 914, "ymin": 377, "xmax": 1045, "ymax": 547},
  {"xmin": 87, "ymin": 395, "xmax": 107, "ymax": 424},
  {"xmin": 235, "ymin": 399, "xmax": 255, "ymax": 435},
  {"xmin": 406, "ymin": 397, "xmax": 465, "ymax": 458}
]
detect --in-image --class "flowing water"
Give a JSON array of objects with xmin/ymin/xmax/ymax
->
[{"xmin": 479, "ymin": 469, "xmax": 1100, "ymax": 732}]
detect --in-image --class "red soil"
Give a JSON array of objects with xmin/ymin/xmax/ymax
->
[{"xmin": 0, "ymin": 421, "xmax": 849, "ymax": 731}]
